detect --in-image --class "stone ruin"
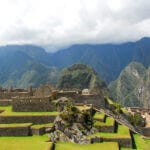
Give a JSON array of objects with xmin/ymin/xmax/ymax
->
[
  {"xmin": 34, "ymin": 83, "xmax": 55, "ymax": 97},
  {"xmin": 49, "ymin": 101, "xmax": 97, "ymax": 144}
]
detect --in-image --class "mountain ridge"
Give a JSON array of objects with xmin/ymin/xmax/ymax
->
[
  {"xmin": 0, "ymin": 37, "xmax": 149, "ymax": 88},
  {"xmin": 109, "ymin": 61, "xmax": 150, "ymax": 107}
]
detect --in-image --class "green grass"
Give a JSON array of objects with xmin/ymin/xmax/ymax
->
[
  {"xmin": 31, "ymin": 123, "xmax": 53, "ymax": 129},
  {"xmin": 107, "ymin": 98, "xmax": 114, "ymax": 105},
  {"xmin": 120, "ymin": 148, "xmax": 133, "ymax": 150},
  {"xmin": 94, "ymin": 117, "xmax": 114, "ymax": 127},
  {"xmin": 93, "ymin": 112, "xmax": 105, "ymax": 120},
  {"xmin": 0, "ymin": 106, "xmax": 59, "ymax": 116},
  {"xmin": 0, "ymin": 123, "xmax": 32, "ymax": 127},
  {"xmin": 120, "ymin": 134, "xmax": 150, "ymax": 150},
  {"xmin": 133, "ymin": 134, "xmax": 150, "ymax": 150},
  {"xmin": 0, "ymin": 135, "xmax": 52, "ymax": 150},
  {"xmin": 55, "ymin": 142, "xmax": 119, "ymax": 150},
  {"xmin": 88, "ymin": 125, "xmax": 131, "ymax": 139},
  {"xmin": 106, "ymin": 97, "xmax": 128, "ymax": 113}
]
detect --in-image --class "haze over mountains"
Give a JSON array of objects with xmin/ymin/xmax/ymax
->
[{"xmin": 0, "ymin": 37, "xmax": 149, "ymax": 90}]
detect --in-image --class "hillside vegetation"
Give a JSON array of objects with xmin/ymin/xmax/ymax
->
[
  {"xmin": 0, "ymin": 37, "xmax": 150, "ymax": 89},
  {"xmin": 0, "ymin": 47, "xmax": 59, "ymax": 88},
  {"xmin": 109, "ymin": 62, "xmax": 150, "ymax": 107},
  {"xmin": 57, "ymin": 64, "xmax": 106, "ymax": 91}
]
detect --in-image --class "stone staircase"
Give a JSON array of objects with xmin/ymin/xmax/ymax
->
[{"xmin": 94, "ymin": 107, "xmax": 143, "ymax": 135}]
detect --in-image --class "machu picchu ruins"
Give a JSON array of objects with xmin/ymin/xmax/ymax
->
[{"xmin": 0, "ymin": 83, "xmax": 150, "ymax": 150}]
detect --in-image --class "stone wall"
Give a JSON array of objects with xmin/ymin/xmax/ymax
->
[
  {"xmin": 0, "ymin": 115, "xmax": 56, "ymax": 124},
  {"xmin": 34, "ymin": 84, "xmax": 54, "ymax": 97},
  {"xmin": 128, "ymin": 107, "xmax": 150, "ymax": 114},
  {"xmin": 12, "ymin": 97, "xmax": 56, "ymax": 112},
  {"xmin": 91, "ymin": 137, "xmax": 132, "ymax": 148},
  {"xmin": 0, "ymin": 110, "xmax": 4, "ymax": 113},
  {"xmin": 74, "ymin": 95, "xmax": 106, "ymax": 108},
  {"xmin": 52, "ymin": 91, "xmax": 105, "ymax": 108},
  {"xmin": 0, "ymin": 125, "xmax": 31, "ymax": 136},
  {"xmin": 103, "ymin": 137, "xmax": 132, "ymax": 148},
  {"xmin": 96, "ymin": 125, "xmax": 115, "ymax": 133},
  {"xmin": 0, "ymin": 92, "xmax": 31, "ymax": 99},
  {"xmin": 0, "ymin": 99, "xmax": 12, "ymax": 106},
  {"xmin": 31, "ymin": 127, "xmax": 45, "ymax": 135},
  {"xmin": 49, "ymin": 143, "xmax": 55, "ymax": 150},
  {"xmin": 141, "ymin": 127, "xmax": 150, "ymax": 137}
]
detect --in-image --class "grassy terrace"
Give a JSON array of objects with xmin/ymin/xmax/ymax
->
[
  {"xmin": 0, "ymin": 135, "xmax": 52, "ymax": 150},
  {"xmin": 133, "ymin": 134, "xmax": 150, "ymax": 150},
  {"xmin": 55, "ymin": 142, "xmax": 119, "ymax": 150},
  {"xmin": 0, "ymin": 106, "xmax": 59, "ymax": 116},
  {"xmin": 0, "ymin": 123, "xmax": 32, "ymax": 127},
  {"xmin": 121, "ymin": 134, "xmax": 150, "ymax": 150},
  {"xmin": 31, "ymin": 123, "xmax": 53, "ymax": 129},
  {"xmin": 94, "ymin": 117, "xmax": 114, "ymax": 127},
  {"xmin": 93, "ymin": 112, "xmax": 105, "ymax": 120},
  {"xmin": 88, "ymin": 125, "xmax": 131, "ymax": 139}
]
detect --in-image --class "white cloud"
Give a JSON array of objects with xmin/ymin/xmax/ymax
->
[{"xmin": 0, "ymin": 0, "xmax": 149, "ymax": 51}]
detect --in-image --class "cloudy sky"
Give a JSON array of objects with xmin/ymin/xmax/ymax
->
[{"xmin": 0, "ymin": 0, "xmax": 149, "ymax": 51}]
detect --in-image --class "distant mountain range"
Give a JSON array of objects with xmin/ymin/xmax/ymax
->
[
  {"xmin": 0, "ymin": 37, "xmax": 150, "ymax": 89},
  {"xmin": 0, "ymin": 45, "xmax": 59, "ymax": 88}
]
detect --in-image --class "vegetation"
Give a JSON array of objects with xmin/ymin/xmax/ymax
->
[
  {"xmin": 31, "ymin": 123, "xmax": 53, "ymax": 129},
  {"xmin": 0, "ymin": 123, "xmax": 32, "ymax": 127},
  {"xmin": 132, "ymin": 134, "xmax": 150, "ymax": 150},
  {"xmin": 0, "ymin": 135, "xmax": 52, "ymax": 150},
  {"xmin": 0, "ymin": 106, "xmax": 59, "ymax": 116},
  {"xmin": 128, "ymin": 113, "xmax": 145, "ymax": 127},
  {"xmin": 109, "ymin": 62, "xmax": 149, "ymax": 107},
  {"xmin": 93, "ymin": 112, "xmax": 105, "ymax": 120},
  {"xmin": 57, "ymin": 64, "xmax": 106, "ymax": 91},
  {"xmin": 55, "ymin": 142, "xmax": 119, "ymax": 150},
  {"xmin": 94, "ymin": 117, "xmax": 114, "ymax": 127},
  {"xmin": 0, "ymin": 38, "xmax": 150, "ymax": 88},
  {"xmin": 88, "ymin": 125, "xmax": 131, "ymax": 139}
]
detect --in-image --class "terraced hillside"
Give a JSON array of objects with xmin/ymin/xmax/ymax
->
[{"xmin": 0, "ymin": 102, "xmax": 150, "ymax": 150}]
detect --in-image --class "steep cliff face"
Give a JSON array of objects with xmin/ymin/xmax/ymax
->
[{"xmin": 109, "ymin": 62, "xmax": 150, "ymax": 107}]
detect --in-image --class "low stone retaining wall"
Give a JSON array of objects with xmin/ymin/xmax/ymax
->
[
  {"xmin": 12, "ymin": 97, "xmax": 56, "ymax": 112},
  {"xmin": 103, "ymin": 137, "xmax": 132, "ymax": 148},
  {"xmin": 0, "ymin": 92, "xmax": 30, "ymax": 99},
  {"xmin": 96, "ymin": 125, "xmax": 115, "ymax": 133},
  {"xmin": 0, "ymin": 115, "xmax": 56, "ymax": 124},
  {"xmin": 141, "ymin": 127, "xmax": 150, "ymax": 137},
  {"xmin": 91, "ymin": 137, "xmax": 132, "ymax": 148},
  {"xmin": 0, "ymin": 99, "xmax": 12, "ymax": 106},
  {"xmin": 75, "ymin": 95, "xmax": 106, "ymax": 108},
  {"xmin": 49, "ymin": 143, "xmax": 55, "ymax": 150},
  {"xmin": 0, "ymin": 125, "xmax": 31, "ymax": 136},
  {"xmin": 0, "ymin": 110, "xmax": 4, "ymax": 113},
  {"xmin": 31, "ymin": 127, "xmax": 45, "ymax": 135},
  {"xmin": 94, "ymin": 115, "xmax": 106, "ymax": 122}
]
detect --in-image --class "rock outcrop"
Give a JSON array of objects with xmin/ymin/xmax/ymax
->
[{"xmin": 49, "ymin": 103, "xmax": 97, "ymax": 144}]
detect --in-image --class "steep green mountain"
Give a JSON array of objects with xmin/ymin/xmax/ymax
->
[
  {"xmin": 109, "ymin": 62, "xmax": 150, "ymax": 107},
  {"xmin": 0, "ymin": 48, "xmax": 59, "ymax": 88},
  {"xmin": 49, "ymin": 37, "xmax": 150, "ymax": 83},
  {"xmin": 57, "ymin": 64, "xmax": 106, "ymax": 92},
  {"xmin": 0, "ymin": 37, "xmax": 150, "ymax": 86},
  {"xmin": 0, "ymin": 37, "xmax": 149, "ymax": 88}
]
